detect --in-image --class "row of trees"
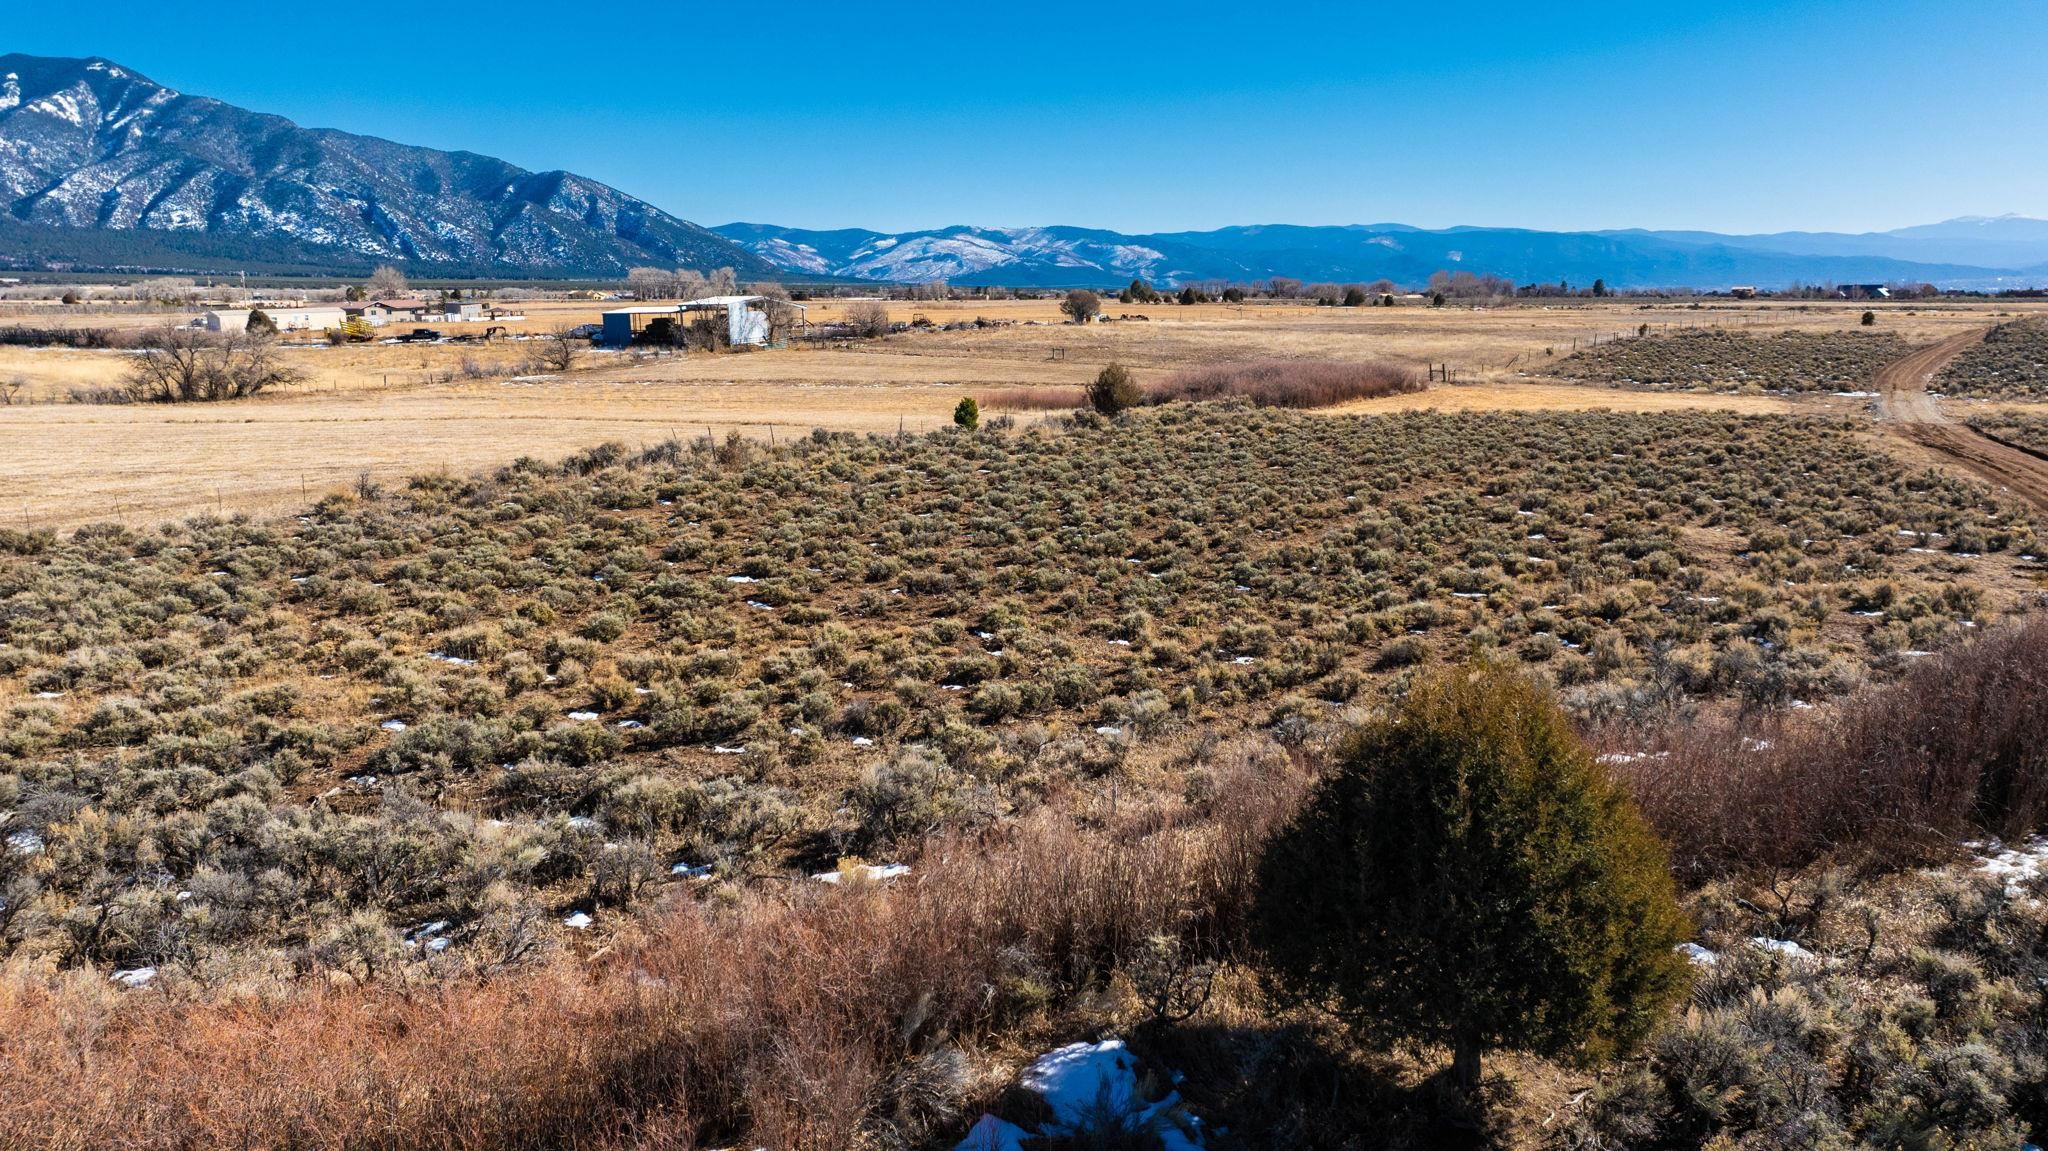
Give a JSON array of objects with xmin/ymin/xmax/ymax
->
[{"xmin": 624, "ymin": 266, "xmax": 743, "ymax": 301}]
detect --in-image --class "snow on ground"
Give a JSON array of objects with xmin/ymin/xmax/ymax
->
[
  {"xmin": 1970, "ymin": 837, "xmax": 2048, "ymax": 897},
  {"xmin": 1677, "ymin": 942, "xmax": 1719, "ymax": 966},
  {"xmin": 814, "ymin": 862, "xmax": 910, "ymax": 884},
  {"xmin": 954, "ymin": 1039, "xmax": 1206, "ymax": 1150},
  {"xmin": 1751, "ymin": 937, "xmax": 1817, "ymax": 961}
]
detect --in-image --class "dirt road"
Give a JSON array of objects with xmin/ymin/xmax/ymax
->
[{"xmin": 1877, "ymin": 327, "xmax": 2048, "ymax": 516}]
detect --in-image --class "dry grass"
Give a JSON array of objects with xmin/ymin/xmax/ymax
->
[
  {"xmin": 0, "ymin": 298, "xmax": 2040, "ymax": 528},
  {"xmin": 0, "ymin": 746, "xmax": 1307, "ymax": 1151}
]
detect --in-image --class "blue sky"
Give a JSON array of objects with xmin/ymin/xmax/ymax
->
[{"xmin": 6, "ymin": 1, "xmax": 2043, "ymax": 235}]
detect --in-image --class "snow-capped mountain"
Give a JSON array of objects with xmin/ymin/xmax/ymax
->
[
  {"xmin": 719, "ymin": 219, "xmax": 2048, "ymax": 291},
  {"xmin": 716, "ymin": 222, "xmax": 1229, "ymax": 289},
  {"xmin": 0, "ymin": 53, "xmax": 773, "ymax": 277}
]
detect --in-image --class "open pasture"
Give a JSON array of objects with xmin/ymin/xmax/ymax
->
[{"xmin": 4, "ymin": 298, "xmax": 2036, "ymax": 530}]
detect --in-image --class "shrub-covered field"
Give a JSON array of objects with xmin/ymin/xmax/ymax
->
[
  {"xmin": 0, "ymin": 404, "xmax": 2035, "ymax": 972},
  {"xmin": 1556, "ymin": 327, "xmax": 1909, "ymax": 392},
  {"xmin": 1943, "ymin": 318, "xmax": 2048, "ymax": 398},
  {"xmin": 1967, "ymin": 408, "xmax": 2048, "ymax": 455}
]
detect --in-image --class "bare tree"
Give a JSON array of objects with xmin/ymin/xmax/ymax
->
[
  {"xmin": 708, "ymin": 266, "xmax": 739, "ymax": 296},
  {"xmin": 1060, "ymin": 289, "xmax": 1102, "ymax": 324},
  {"xmin": 123, "ymin": 326, "xmax": 303, "ymax": 403},
  {"xmin": 626, "ymin": 267, "xmax": 671, "ymax": 301},
  {"xmin": 0, "ymin": 375, "xmax": 23, "ymax": 405},
  {"xmin": 534, "ymin": 328, "xmax": 582, "ymax": 372},
  {"xmin": 845, "ymin": 301, "xmax": 892, "ymax": 338},
  {"xmin": 367, "ymin": 265, "xmax": 409, "ymax": 299},
  {"xmin": 760, "ymin": 298, "xmax": 805, "ymax": 342}
]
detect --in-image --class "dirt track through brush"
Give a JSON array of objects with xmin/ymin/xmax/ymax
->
[{"xmin": 1877, "ymin": 326, "xmax": 2048, "ymax": 517}]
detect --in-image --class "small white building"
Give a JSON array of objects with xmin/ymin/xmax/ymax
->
[{"xmin": 203, "ymin": 306, "xmax": 344, "ymax": 333}]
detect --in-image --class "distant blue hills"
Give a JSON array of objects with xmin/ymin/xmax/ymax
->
[{"xmin": 715, "ymin": 216, "xmax": 2048, "ymax": 290}]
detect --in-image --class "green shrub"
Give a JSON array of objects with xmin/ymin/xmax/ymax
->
[
  {"xmin": 1088, "ymin": 362, "xmax": 1141, "ymax": 415},
  {"xmin": 1252, "ymin": 662, "xmax": 1692, "ymax": 1089}
]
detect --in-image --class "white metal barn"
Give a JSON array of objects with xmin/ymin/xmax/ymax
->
[
  {"xmin": 599, "ymin": 296, "xmax": 805, "ymax": 347},
  {"xmin": 203, "ymin": 306, "xmax": 344, "ymax": 333}
]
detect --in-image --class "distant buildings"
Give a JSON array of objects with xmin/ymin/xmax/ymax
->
[
  {"xmin": 203, "ymin": 306, "xmax": 344, "ymax": 333},
  {"xmin": 338, "ymin": 298, "xmax": 501, "ymax": 326},
  {"xmin": 599, "ymin": 296, "xmax": 805, "ymax": 348}
]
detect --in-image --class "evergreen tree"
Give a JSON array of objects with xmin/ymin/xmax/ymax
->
[
  {"xmin": 1088, "ymin": 361, "xmax": 1141, "ymax": 415},
  {"xmin": 953, "ymin": 395, "xmax": 980, "ymax": 430},
  {"xmin": 1252, "ymin": 662, "xmax": 1692, "ymax": 1092}
]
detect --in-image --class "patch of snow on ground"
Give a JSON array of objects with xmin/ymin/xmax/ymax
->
[
  {"xmin": 1678, "ymin": 942, "xmax": 1719, "ymax": 966},
  {"xmin": 952, "ymin": 1039, "xmax": 1207, "ymax": 1150},
  {"xmin": 815, "ymin": 862, "xmax": 911, "ymax": 884},
  {"xmin": 954, "ymin": 1114, "xmax": 1031, "ymax": 1151},
  {"xmin": 1751, "ymin": 936, "xmax": 1815, "ymax": 961},
  {"xmin": 563, "ymin": 911, "xmax": 594, "ymax": 929},
  {"xmin": 111, "ymin": 966, "xmax": 157, "ymax": 988},
  {"xmin": 1971, "ymin": 838, "xmax": 2048, "ymax": 896}
]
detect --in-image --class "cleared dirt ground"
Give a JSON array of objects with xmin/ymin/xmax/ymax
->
[{"xmin": 3, "ymin": 297, "xmax": 2044, "ymax": 529}]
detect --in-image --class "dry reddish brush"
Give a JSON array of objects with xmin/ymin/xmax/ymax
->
[
  {"xmin": 1611, "ymin": 612, "xmax": 2048, "ymax": 877},
  {"xmin": 1149, "ymin": 358, "xmax": 1423, "ymax": 408},
  {"xmin": 978, "ymin": 385, "xmax": 1087, "ymax": 411},
  {"xmin": 979, "ymin": 360, "xmax": 1421, "ymax": 413},
  {"xmin": 0, "ymin": 745, "xmax": 1308, "ymax": 1151}
]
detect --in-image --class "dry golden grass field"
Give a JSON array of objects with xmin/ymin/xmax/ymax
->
[{"xmin": 3, "ymin": 296, "xmax": 2044, "ymax": 529}]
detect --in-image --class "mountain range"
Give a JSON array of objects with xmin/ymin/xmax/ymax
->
[
  {"xmin": 0, "ymin": 53, "xmax": 772, "ymax": 278},
  {"xmin": 713, "ymin": 219, "xmax": 2048, "ymax": 291},
  {"xmin": 2, "ymin": 52, "xmax": 2046, "ymax": 291}
]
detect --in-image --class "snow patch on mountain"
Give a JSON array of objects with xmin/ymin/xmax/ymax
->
[
  {"xmin": 0, "ymin": 52, "xmax": 771, "ymax": 276},
  {"xmin": 25, "ymin": 87, "xmax": 89, "ymax": 128}
]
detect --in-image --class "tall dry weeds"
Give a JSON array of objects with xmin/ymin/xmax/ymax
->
[
  {"xmin": 1149, "ymin": 359, "xmax": 1423, "ymax": 408},
  {"xmin": 0, "ymin": 743, "xmax": 1307, "ymax": 1151},
  {"xmin": 1610, "ymin": 613, "xmax": 2048, "ymax": 877}
]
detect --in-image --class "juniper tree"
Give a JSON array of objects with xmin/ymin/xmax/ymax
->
[
  {"xmin": 1088, "ymin": 362, "xmax": 1141, "ymax": 415},
  {"xmin": 1252, "ymin": 662, "xmax": 1692, "ymax": 1092}
]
